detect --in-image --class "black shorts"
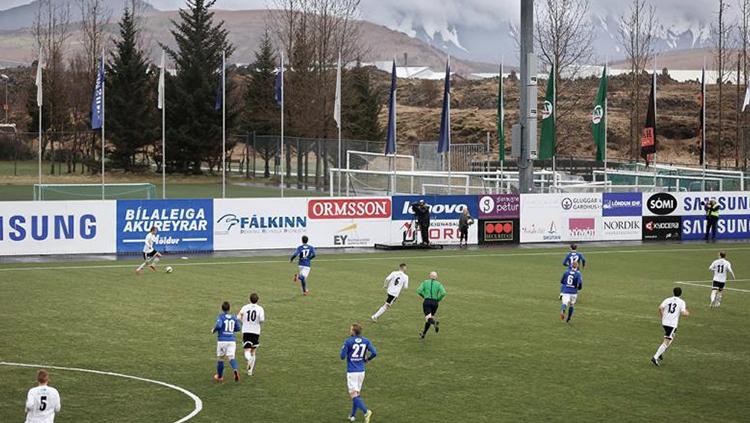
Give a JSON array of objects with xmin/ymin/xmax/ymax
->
[
  {"xmin": 422, "ymin": 299, "xmax": 439, "ymax": 316},
  {"xmin": 712, "ymin": 281, "xmax": 726, "ymax": 290},
  {"xmin": 386, "ymin": 294, "xmax": 398, "ymax": 305},
  {"xmin": 143, "ymin": 250, "xmax": 158, "ymax": 260},
  {"xmin": 242, "ymin": 333, "xmax": 260, "ymax": 348},
  {"xmin": 459, "ymin": 227, "xmax": 468, "ymax": 236},
  {"xmin": 662, "ymin": 325, "xmax": 677, "ymax": 339}
]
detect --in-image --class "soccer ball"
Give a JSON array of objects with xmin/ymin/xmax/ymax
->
[{"xmin": 165, "ymin": 266, "xmax": 174, "ymax": 273}]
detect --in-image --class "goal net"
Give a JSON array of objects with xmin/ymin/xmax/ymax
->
[{"xmin": 33, "ymin": 183, "xmax": 157, "ymax": 201}]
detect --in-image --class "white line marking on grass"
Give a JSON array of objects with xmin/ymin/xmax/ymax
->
[
  {"xmin": 673, "ymin": 279, "xmax": 750, "ymax": 283},
  {"xmin": 675, "ymin": 281, "xmax": 750, "ymax": 293},
  {"xmin": 1, "ymin": 245, "xmax": 750, "ymax": 273},
  {"xmin": 0, "ymin": 361, "xmax": 202, "ymax": 423}
]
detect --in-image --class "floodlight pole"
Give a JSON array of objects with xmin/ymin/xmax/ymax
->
[{"xmin": 519, "ymin": 0, "xmax": 535, "ymax": 193}]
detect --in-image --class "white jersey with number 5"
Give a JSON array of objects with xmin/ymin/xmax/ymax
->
[
  {"xmin": 659, "ymin": 296, "xmax": 687, "ymax": 328},
  {"xmin": 709, "ymin": 258, "xmax": 733, "ymax": 283},
  {"xmin": 238, "ymin": 304, "xmax": 265, "ymax": 334},
  {"xmin": 385, "ymin": 271, "xmax": 409, "ymax": 297},
  {"xmin": 25, "ymin": 385, "xmax": 61, "ymax": 423}
]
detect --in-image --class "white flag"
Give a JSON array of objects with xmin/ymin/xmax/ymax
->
[
  {"xmin": 334, "ymin": 53, "xmax": 341, "ymax": 129},
  {"xmin": 35, "ymin": 47, "xmax": 43, "ymax": 107},
  {"xmin": 743, "ymin": 81, "xmax": 750, "ymax": 112},
  {"xmin": 158, "ymin": 50, "xmax": 165, "ymax": 110}
]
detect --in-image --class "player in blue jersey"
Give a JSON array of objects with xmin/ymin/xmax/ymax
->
[
  {"xmin": 291, "ymin": 235, "xmax": 316, "ymax": 295},
  {"xmin": 212, "ymin": 301, "xmax": 241, "ymax": 383},
  {"xmin": 561, "ymin": 244, "xmax": 586, "ymax": 298},
  {"xmin": 340, "ymin": 323, "xmax": 376, "ymax": 423},
  {"xmin": 559, "ymin": 261, "xmax": 583, "ymax": 323}
]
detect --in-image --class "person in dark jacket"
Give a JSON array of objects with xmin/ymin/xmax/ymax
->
[
  {"xmin": 411, "ymin": 200, "xmax": 431, "ymax": 245},
  {"xmin": 458, "ymin": 208, "xmax": 474, "ymax": 247},
  {"xmin": 704, "ymin": 198, "xmax": 721, "ymax": 242}
]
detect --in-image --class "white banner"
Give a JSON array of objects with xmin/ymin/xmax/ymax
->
[
  {"xmin": 520, "ymin": 193, "xmax": 603, "ymax": 243},
  {"xmin": 642, "ymin": 191, "xmax": 750, "ymax": 216},
  {"xmin": 600, "ymin": 216, "xmax": 642, "ymax": 241},
  {"xmin": 390, "ymin": 220, "xmax": 477, "ymax": 245},
  {"xmin": 214, "ymin": 197, "xmax": 392, "ymax": 250},
  {"xmin": 0, "ymin": 201, "xmax": 116, "ymax": 256}
]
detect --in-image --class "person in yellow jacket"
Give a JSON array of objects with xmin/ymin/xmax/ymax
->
[{"xmin": 704, "ymin": 198, "xmax": 720, "ymax": 242}]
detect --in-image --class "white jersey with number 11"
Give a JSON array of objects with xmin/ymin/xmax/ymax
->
[{"xmin": 709, "ymin": 258, "xmax": 733, "ymax": 283}]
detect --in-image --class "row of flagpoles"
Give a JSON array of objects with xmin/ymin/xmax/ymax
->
[{"xmin": 32, "ymin": 46, "xmax": 741, "ymax": 199}]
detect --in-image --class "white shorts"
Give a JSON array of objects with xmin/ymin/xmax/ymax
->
[
  {"xmin": 216, "ymin": 341, "xmax": 236, "ymax": 359},
  {"xmin": 346, "ymin": 371, "xmax": 365, "ymax": 393},
  {"xmin": 561, "ymin": 294, "xmax": 577, "ymax": 306},
  {"xmin": 298, "ymin": 266, "xmax": 311, "ymax": 279}
]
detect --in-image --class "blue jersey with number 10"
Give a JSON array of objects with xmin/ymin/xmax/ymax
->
[
  {"xmin": 560, "ymin": 269, "xmax": 583, "ymax": 294},
  {"xmin": 214, "ymin": 313, "xmax": 240, "ymax": 342},
  {"xmin": 292, "ymin": 244, "xmax": 316, "ymax": 267},
  {"xmin": 340, "ymin": 336, "xmax": 377, "ymax": 373}
]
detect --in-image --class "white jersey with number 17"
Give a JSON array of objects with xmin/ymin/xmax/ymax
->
[
  {"xmin": 709, "ymin": 258, "xmax": 733, "ymax": 283},
  {"xmin": 385, "ymin": 271, "xmax": 409, "ymax": 297},
  {"xmin": 659, "ymin": 296, "xmax": 687, "ymax": 328},
  {"xmin": 25, "ymin": 385, "xmax": 60, "ymax": 423},
  {"xmin": 238, "ymin": 304, "xmax": 265, "ymax": 334}
]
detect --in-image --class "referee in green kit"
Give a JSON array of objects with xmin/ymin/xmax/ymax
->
[{"xmin": 417, "ymin": 271, "xmax": 447, "ymax": 339}]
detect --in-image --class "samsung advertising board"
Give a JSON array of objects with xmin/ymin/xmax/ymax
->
[
  {"xmin": 117, "ymin": 199, "xmax": 213, "ymax": 253},
  {"xmin": 0, "ymin": 201, "xmax": 116, "ymax": 256},
  {"xmin": 640, "ymin": 191, "xmax": 750, "ymax": 217},
  {"xmin": 681, "ymin": 215, "xmax": 750, "ymax": 240}
]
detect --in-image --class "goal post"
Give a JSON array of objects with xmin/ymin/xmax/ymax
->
[{"xmin": 33, "ymin": 183, "xmax": 157, "ymax": 201}]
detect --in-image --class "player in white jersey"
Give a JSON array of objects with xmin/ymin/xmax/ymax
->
[
  {"xmin": 25, "ymin": 369, "xmax": 61, "ymax": 423},
  {"xmin": 371, "ymin": 263, "xmax": 409, "ymax": 322},
  {"xmin": 651, "ymin": 287, "xmax": 689, "ymax": 367},
  {"xmin": 708, "ymin": 251, "xmax": 735, "ymax": 308},
  {"xmin": 135, "ymin": 226, "xmax": 162, "ymax": 274},
  {"xmin": 238, "ymin": 292, "xmax": 265, "ymax": 376}
]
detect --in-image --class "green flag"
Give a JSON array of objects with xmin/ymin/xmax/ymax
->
[
  {"xmin": 592, "ymin": 65, "xmax": 607, "ymax": 162},
  {"xmin": 539, "ymin": 64, "xmax": 555, "ymax": 160},
  {"xmin": 497, "ymin": 64, "xmax": 505, "ymax": 162}
]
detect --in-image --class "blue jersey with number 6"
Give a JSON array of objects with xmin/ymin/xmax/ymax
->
[
  {"xmin": 214, "ymin": 313, "xmax": 240, "ymax": 342},
  {"xmin": 292, "ymin": 244, "xmax": 316, "ymax": 267},
  {"xmin": 340, "ymin": 336, "xmax": 377, "ymax": 373},
  {"xmin": 560, "ymin": 269, "xmax": 583, "ymax": 295}
]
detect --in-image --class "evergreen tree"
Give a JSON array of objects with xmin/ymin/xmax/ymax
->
[
  {"xmin": 345, "ymin": 64, "xmax": 382, "ymax": 141},
  {"xmin": 243, "ymin": 30, "xmax": 279, "ymax": 177},
  {"xmin": 163, "ymin": 0, "xmax": 234, "ymax": 174},
  {"xmin": 106, "ymin": 6, "xmax": 156, "ymax": 171}
]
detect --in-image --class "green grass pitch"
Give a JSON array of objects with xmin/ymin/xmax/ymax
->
[{"xmin": 1, "ymin": 243, "xmax": 750, "ymax": 422}]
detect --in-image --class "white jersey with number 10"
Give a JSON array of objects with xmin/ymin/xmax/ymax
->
[
  {"xmin": 238, "ymin": 304, "xmax": 265, "ymax": 335},
  {"xmin": 385, "ymin": 271, "xmax": 409, "ymax": 297},
  {"xmin": 709, "ymin": 258, "xmax": 733, "ymax": 283}
]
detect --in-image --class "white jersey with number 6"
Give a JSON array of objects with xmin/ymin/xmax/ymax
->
[
  {"xmin": 659, "ymin": 296, "xmax": 687, "ymax": 328},
  {"xmin": 384, "ymin": 271, "xmax": 409, "ymax": 297},
  {"xmin": 25, "ymin": 385, "xmax": 61, "ymax": 423},
  {"xmin": 238, "ymin": 304, "xmax": 265, "ymax": 334},
  {"xmin": 709, "ymin": 258, "xmax": 733, "ymax": 283}
]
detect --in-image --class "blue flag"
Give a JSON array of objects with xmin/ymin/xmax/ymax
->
[
  {"xmin": 437, "ymin": 59, "xmax": 451, "ymax": 154},
  {"xmin": 384, "ymin": 60, "xmax": 397, "ymax": 155},
  {"xmin": 274, "ymin": 63, "xmax": 283, "ymax": 106},
  {"xmin": 91, "ymin": 56, "xmax": 105, "ymax": 129}
]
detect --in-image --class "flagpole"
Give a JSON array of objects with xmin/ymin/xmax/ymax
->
[
  {"xmin": 37, "ymin": 47, "xmax": 42, "ymax": 195},
  {"xmin": 280, "ymin": 51, "xmax": 285, "ymax": 198},
  {"xmin": 653, "ymin": 56, "xmax": 658, "ymax": 189},
  {"xmin": 101, "ymin": 51, "xmax": 106, "ymax": 200},
  {"xmin": 391, "ymin": 92, "xmax": 396, "ymax": 195},
  {"xmin": 447, "ymin": 57, "xmax": 452, "ymax": 195},
  {"xmin": 161, "ymin": 50, "xmax": 166, "ymax": 199},
  {"xmin": 500, "ymin": 59, "xmax": 504, "ymax": 194},
  {"xmin": 335, "ymin": 53, "xmax": 342, "ymax": 196},
  {"xmin": 552, "ymin": 57, "xmax": 557, "ymax": 191},
  {"xmin": 702, "ymin": 56, "xmax": 707, "ymax": 191},
  {"xmin": 604, "ymin": 58, "xmax": 608, "ymax": 192},
  {"xmin": 221, "ymin": 49, "xmax": 226, "ymax": 198}
]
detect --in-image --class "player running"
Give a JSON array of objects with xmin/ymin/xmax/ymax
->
[
  {"xmin": 212, "ymin": 301, "xmax": 241, "ymax": 383},
  {"xmin": 340, "ymin": 323, "xmax": 376, "ymax": 423},
  {"xmin": 238, "ymin": 293, "xmax": 265, "ymax": 376},
  {"xmin": 25, "ymin": 369, "xmax": 61, "ymax": 423},
  {"xmin": 291, "ymin": 235, "xmax": 316, "ymax": 295},
  {"xmin": 135, "ymin": 226, "xmax": 161, "ymax": 274},
  {"xmin": 651, "ymin": 287, "xmax": 689, "ymax": 367},
  {"xmin": 371, "ymin": 263, "xmax": 409, "ymax": 322},
  {"xmin": 562, "ymin": 243, "xmax": 586, "ymax": 269},
  {"xmin": 417, "ymin": 271, "xmax": 447, "ymax": 339},
  {"xmin": 559, "ymin": 261, "xmax": 583, "ymax": 323},
  {"xmin": 708, "ymin": 251, "xmax": 735, "ymax": 308}
]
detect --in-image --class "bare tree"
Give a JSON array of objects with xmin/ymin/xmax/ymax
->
[
  {"xmin": 738, "ymin": 0, "xmax": 750, "ymax": 169},
  {"xmin": 534, "ymin": 0, "xmax": 594, "ymax": 148},
  {"xmin": 618, "ymin": 0, "xmax": 657, "ymax": 160},
  {"xmin": 713, "ymin": 0, "xmax": 735, "ymax": 168},
  {"xmin": 78, "ymin": 0, "xmax": 112, "ymax": 77},
  {"xmin": 32, "ymin": 0, "xmax": 72, "ymax": 174}
]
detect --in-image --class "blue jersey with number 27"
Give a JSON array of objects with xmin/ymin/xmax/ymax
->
[
  {"xmin": 340, "ymin": 336, "xmax": 377, "ymax": 373},
  {"xmin": 560, "ymin": 269, "xmax": 583, "ymax": 295},
  {"xmin": 292, "ymin": 244, "xmax": 316, "ymax": 267},
  {"xmin": 214, "ymin": 313, "xmax": 240, "ymax": 342}
]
